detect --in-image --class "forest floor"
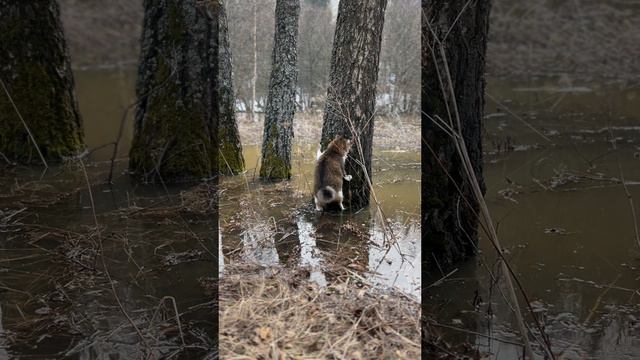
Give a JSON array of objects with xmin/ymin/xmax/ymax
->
[
  {"xmin": 0, "ymin": 167, "xmax": 216, "ymax": 359},
  {"xmin": 216, "ymin": 111, "xmax": 448, "ymax": 359},
  {"xmin": 235, "ymin": 112, "xmax": 421, "ymax": 150},
  {"xmin": 219, "ymin": 263, "xmax": 422, "ymax": 359}
]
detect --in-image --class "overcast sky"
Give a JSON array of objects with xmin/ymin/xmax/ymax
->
[{"xmin": 330, "ymin": 0, "xmax": 338, "ymax": 19}]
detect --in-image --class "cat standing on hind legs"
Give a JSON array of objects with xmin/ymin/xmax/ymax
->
[{"xmin": 314, "ymin": 135, "xmax": 353, "ymax": 211}]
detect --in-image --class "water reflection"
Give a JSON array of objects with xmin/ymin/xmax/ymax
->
[
  {"xmin": 296, "ymin": 217, "xmax": 327, "ymax": 287},
  {"xmin": 428, "ymin": 76, "xmax": 640, "ymax": 358},
  {"xmin": 220, "ymin": 145, "xmax": 421, "ymax": 301}
]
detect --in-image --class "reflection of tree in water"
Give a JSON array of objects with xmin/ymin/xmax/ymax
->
[
  {"xmin": 222, "ymin": 178, "xmax": 421, "ymax": 300},
  {"xmin": 368, "ymin": 218, "xmax": 421, "ymax": 300}
]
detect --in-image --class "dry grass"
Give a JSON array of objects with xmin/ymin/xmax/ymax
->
[
  {"xmin": 219, "ymin": 262, "xmax": 421, "ymax": 359},
  {"xmin": 236, "ymin": 112, "xmax": 420, "ymax": 150},
  {"xmin": 488, "ymin": 0, "xmax": 640, "ymax": 81}
]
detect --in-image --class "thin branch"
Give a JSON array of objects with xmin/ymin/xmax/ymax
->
[{"xmin": 0, "ymin": 77, "xmax": 48, "ymax": 169}]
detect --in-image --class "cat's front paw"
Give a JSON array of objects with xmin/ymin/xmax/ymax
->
[{"xmin": 344, "ymin": 175, "xmax": 352, "ymax": 181}]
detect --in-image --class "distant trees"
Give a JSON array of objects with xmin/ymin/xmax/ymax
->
[
  {"xmin": 218, "ymin": 0, "xmax": 245, "ymax": 175},
  {"xmin": 129, "ymin": 0, "xmax": 217, "ymax": 182},
  {"xmin": 0, "ymin": 0, "xmax": 84, "ymax": 164},
  {"xmin": 297, "ymin": 0, "xmax": 332, "ymax": 110},
  {"xmin": 259, "ymin": 0, "xmax": 300, "ymax": 180},
  {"xmin": 422, "ymin": 0, "xmax": 491, "ymax": 267},
  {"xmin": 320, "ymin": 0, "xmax": 388, "ymax": 211},
  {"xmin": 226, "ymin": 0, "xmax": 418, "ymax": 115},
  {"xmin": 226, "ymin": 0, "xmax": 276, "ymax": 116},
  {"xmin": 379, "ymin": 0, "xmax": 420, "ymax": 114}
]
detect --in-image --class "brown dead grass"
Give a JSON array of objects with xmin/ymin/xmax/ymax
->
[
  {"xmin": 219, "ymin": 263, "xmax": 421, "ymax": 359},
  {"xmin": 236, "ymin": 112, "xmax": 420, "ymax": 151}
]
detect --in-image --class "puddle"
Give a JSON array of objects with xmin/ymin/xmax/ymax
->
[
  {"xmin": 0, "ymin": 70, "xmax": 215, "ymax": 359},
  {"xmin": 427, "ymin": 76, "xmax": 640, "ymax": 359},
  {"xmin": 219, "ymin": 144, "xmax": 421, "ymax": 301}
]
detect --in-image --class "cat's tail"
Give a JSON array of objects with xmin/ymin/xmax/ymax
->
[{"xmin": 316, "ymin": 186, "xmax": 336, "ymax": 202}]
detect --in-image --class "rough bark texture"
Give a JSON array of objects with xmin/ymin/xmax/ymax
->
[
  {"xmin": 259, "ymin": 0, "xmax": 300, "ymax": 180},
  {"xmin": 320, "ymin": 0, "xmax": 387, "ymax": 211},
  {"xmin": 422, "ymin": 0, "xmax": 491, "ymax": 270},
  {"xmin": 218, "ymin": 0, "xmax": 245, "ymax": 175},
  {"xmin": 129, "ymin": 0, "xmax": 217, "ymax": 182},
  {"xmin": 0, "ymin": 0, "xmax": 84, "ymax": 164},
  {"xmin": 211, "ymin": 1, "xmax": 220, "ymax": 356}
]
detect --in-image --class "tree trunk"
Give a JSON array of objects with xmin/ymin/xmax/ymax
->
[
  {"xmin": 422, "ymin": 0, "xmax": 491, "ymax": 269},
  {"xmin": 218, "ymin": 0, "xmax": 245, "ymax": 175},
  {"xmin": 129, "ymin": 0, "xmax": 217, "ymax": 183},
  {"xmin": 210, "ymin": 2, "xmax": 220, "ymax": 356},
  {"xmin": 259, "ymin": 0, "xmax": 300, "ymax": 180},
  {"xmin": 0, "ymin": 0, "xmax": 84, "ymax": 164},
  {"xmin": 320, "ymin": 0, "xmax": 387, "ymax": 211}
]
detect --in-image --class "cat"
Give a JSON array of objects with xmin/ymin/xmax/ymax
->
[{"xmin": 313, "ymin": 135, "xmax": 352, "ymax": 211}]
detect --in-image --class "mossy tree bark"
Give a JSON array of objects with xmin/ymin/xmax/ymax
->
[
  {"xmin": 129, "ymin": 0, "xmax": 218, "ymax": 183},
  {"xmin": 320, "ymin": 0, "xmax": 387, "ymax": 211},
  {"xmin": 259, "ymin": 0, "xmax": 300, "ymax": 180},
  {"xmin": 422, "ymin": 0, "xmax": 491, "ymax": 270},
  {"xmin": 218, "ymin": 0, "xmax": 244, "ymax": 175},
  {"xmin": 0, "ymin": 0, "xmax": 84, "ymax": 164}
]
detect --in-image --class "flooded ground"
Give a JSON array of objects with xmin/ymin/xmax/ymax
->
[
  {"xmin": 219, "ymin": 144, "xmax": 421, "ymax": 300},
  {"xmin": 0, "ymin": 70, "xmax": 215, "ymax": 359},
  {"xmin": 3, "ymin": 68, "xmax": 638, "ymax": 358},
  {"xmin": 217, "ymin": 115, "xmax": 422, "ymax": 357},
  {"xmin": 427, "ymin": 78, "xmax": 640, "ymax": 359}
]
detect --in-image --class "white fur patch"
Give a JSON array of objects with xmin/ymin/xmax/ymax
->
[{"xmin": 316, "ymin": 147, "xmax": 323, "ymax": 160}]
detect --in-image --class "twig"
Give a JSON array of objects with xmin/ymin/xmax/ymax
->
[
  {"xmin": 108, "ymin": 55, "xmax": 178, "ymax": 183},
  {"xmin": 606, "ymin": 123, "xmax": 640, "ymax": 249},
  {"xmin": 76, "ymin": 158, "xmax": 150, "ymax": 352},
  {"xmin": 486, "ymin": 92, "xmax": 553, "ymax": 143},
  {"xmin": 0, "ymin": 77, "xmax": 48, "ymax": 169},
  {"xmin": 425, "ymin": 16, "xmax": 555, "ymax": 358}
]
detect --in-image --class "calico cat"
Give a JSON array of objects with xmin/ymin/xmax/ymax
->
[{"xmin": 313, "ymin": 135, "xmax": 352, "ymax": 211}]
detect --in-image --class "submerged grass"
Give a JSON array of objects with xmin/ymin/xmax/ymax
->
[{"xmin": 0, "ymin": 165, "xmax": 216, "ymax": 359}]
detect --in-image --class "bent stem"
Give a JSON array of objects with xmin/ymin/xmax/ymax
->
[{"xmin": 424, "ymin": 14, "xmax": 555, "ymax": 357}]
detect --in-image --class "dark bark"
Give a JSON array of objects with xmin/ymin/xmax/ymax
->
[
  {"xmin": 0, "ymin": 0, "xmax": 84, "ymax": 164},
  {"xmin": 320, "ymin": 0, "xmax": 387, "ymax": 211},
  {"xmin": 218, "ymin": 0, "xmax": 244, "ymax": 175},
  {"xmin": 259, "ymin": 0, "xmax": 300, "ymax": 180},
  {"xmin": 422, "ymin": 0, "xmax": 491, "ymax": 270},
  {"xmin": 129, "ymin": 0, "xmax": 217, "ymax": 183},
  {"xmin": 210, "ymin": 2, "xmax": 220, "ymax": 357}
]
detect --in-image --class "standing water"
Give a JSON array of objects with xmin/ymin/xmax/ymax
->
[
  {"xmin": 427, "ymin": 78, "xmax": 640, "ymax": 359},
  {"xmin": 0, "ymin": 70, "xmax": 216, "ymax": 359}
]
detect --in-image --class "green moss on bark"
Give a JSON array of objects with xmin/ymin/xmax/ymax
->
[
  {"xmin": 129, "ymin": 58, "xmax": 214, "ymax": 181},
  {"xmin": 129, "ymin": 1, "xmax": 217, "ymax": 183},
  {"xmin": 259, "ymin": 123, "xmax": 290, "ymax": 180},
  {"xmin": 0, "ymin": 1, "xmax": 84, "ymax": 164},
  {"xmin": 218, "ymin": 124, "xmax": 245, "ymax": 175}
]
